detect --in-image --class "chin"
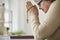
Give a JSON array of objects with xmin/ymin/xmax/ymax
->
[
  {"xmin": 44, "ymin": 11, "xmax": 47, "ymax": 13},
  {"xmin": 44, "ymin": 9, "xmax": 48, "ymax": 13}
]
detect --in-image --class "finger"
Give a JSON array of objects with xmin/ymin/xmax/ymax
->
[
  {"xmin": 26, "ymin": 1, "xmax": 33, "ymax": 7},
  {"xmin": 33, "ymin": 5, "xmax": 39, "ymax": 16},
  {"xmin": 33, "ymin": 5, "xmax": 38, "ymax": 10},
  {"xmin": 26, "ymin": 1, "xmax": 32, "ymax": 5}
]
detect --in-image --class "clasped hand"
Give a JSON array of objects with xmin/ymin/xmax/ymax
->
[{"xmin": 26, "ymin": 1, "xmax": 39, "ymax": 16}]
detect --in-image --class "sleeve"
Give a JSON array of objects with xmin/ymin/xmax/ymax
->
[{"xmin": 28, "ymin": 0, "xmax": 60, "ymax": 39}]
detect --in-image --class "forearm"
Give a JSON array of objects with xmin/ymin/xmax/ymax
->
[
  {"xmin": 28, "ymin": 9, "xmax": 47, "ymax": 40},
  {"xmin": 28, "ymin": 7, "xmax": 42, "ymax": 39},
  {"xmin": 27, "ymin": 6, "xmax": 40, "ymax": 29},
  {"xmin": 28, "ymin": 0, "xmax": 60, "ymax": 39}
]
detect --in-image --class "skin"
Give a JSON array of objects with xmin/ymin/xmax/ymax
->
[
  {"xmin": 40, "ymin": 1, "xmax": 52, "ymax": 13},
  {"xmin": 26, "ymin": 1, "xmax": 52, "ymax": 16},
  {"xmin": 26, "ymin": 1, "xmax": 39, "ymax": 16}
]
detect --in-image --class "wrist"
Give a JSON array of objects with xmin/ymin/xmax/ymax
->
[{"xmin": 27, "ymin": 6, "xmax": 34, "ymax": 12}]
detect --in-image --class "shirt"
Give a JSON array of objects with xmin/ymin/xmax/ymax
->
[
  {"xmin": 39, "ymin": 10, "xmax": 46, "ymax": 23},
  {"xmin": 28, "ymin": 0, "xmax": 60, "ymax": 40}
]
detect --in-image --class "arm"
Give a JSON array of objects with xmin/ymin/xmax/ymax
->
[{"xmin": 28, "ymin": 0, "xmax": 60, "ymax": 39}]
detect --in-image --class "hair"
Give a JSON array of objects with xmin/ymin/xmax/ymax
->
[{"xmin": 38, "ymin": 0, "xmax": 56, "ymax": 6}]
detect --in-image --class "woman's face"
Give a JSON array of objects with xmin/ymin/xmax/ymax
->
[{"xmin": 39, "ymin": 1, "xmax": 51, "ymax": 13}]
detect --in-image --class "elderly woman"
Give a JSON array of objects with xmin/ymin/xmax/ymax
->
[{"xmin": 26, "ymin": 0, "xmax": 60, "ymax": 40}]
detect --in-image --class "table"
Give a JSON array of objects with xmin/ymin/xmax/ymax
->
[{"xmin": 0, "ymin": 35, "xmax": 10, "ymax": 40}]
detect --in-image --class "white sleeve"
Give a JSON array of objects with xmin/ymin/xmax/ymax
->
[{"xmin": 28, "ymin": 0, "xmax": 60, "ymax": 39}]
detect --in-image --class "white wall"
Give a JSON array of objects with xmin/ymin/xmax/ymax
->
[
  {"xmin": 18, "ymin": 0, "xmax": 26, "ymax": 31},
  {"xmin": 0, "ymin": 0, "xmax": 34, "ymax": 35},
  {"xmin": 9, "ymin": 0, "xmax": 33, "ymax": 35},
  {"xmin": 0, "ymin": 0, "xmax": 4, "ymax": 3},
  {"xmin": 18, "ymin": 0, "xmax": 33, "ymax": 35},
  {"xmin": 9, "ymin": 0, "xmax": 27, "ymax": 33},
  {"xmin": 10, "ymin": 0, "xmax": 19, "ymax": 32}
]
